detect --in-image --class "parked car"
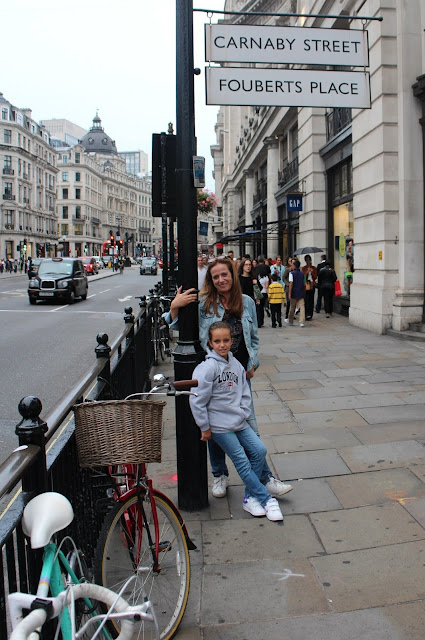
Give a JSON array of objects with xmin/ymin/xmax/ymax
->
[
  {"xmin": 82, "ymin": 257, "xmax": 98, "ymax": 275},
  {"xmin": 28, "ymin": 257, "xmax": 88, "ymax": 305},
  {"xmin": 139, "ymin": 257, "xmax": 157, "ymax": 275},
  {"xmin": 94, "ymin": 256, "xmax": 104, "ymax": 269},
  {"xmin": 27, "ymin": 257, "xmax": 43, "ymax": 279}
]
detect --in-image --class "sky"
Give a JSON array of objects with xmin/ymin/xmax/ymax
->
[{"xmin": 0, "ymin": 0, "xmax": 226, "ymax": 191}]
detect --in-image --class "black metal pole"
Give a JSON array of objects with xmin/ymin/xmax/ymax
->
[
  {"xmin": 175, "ymin": 0, "xmax": 208, "ymax": 510},
  {"xmin": 161, "ymin": 132, "xmax": 169, "ymax": 296}
]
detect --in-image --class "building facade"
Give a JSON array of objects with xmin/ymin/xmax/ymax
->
[
  {"xmin": 55, "ymin": 115, "xmax": 153, "ymax": 258},
  {"xmin": 211, "ymin": 0, "xmax": 425, "ymax": 334},
  {"xmin": 119, "ymin": 150, "xmax": 149, "ymax": 176},
  {"xmin": 0, "ymin": 93, "xmax": 58, "ymax": 261}
]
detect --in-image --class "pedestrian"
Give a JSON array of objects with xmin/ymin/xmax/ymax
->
[
  {"xmin": 318, "ymin": 260, "xmax": 337, "ymax": 317},
  {"xmin": 252, "ymin": 258, "xmax": 258, "ymax": 273},
  {"xmin": 190, "ymin": 321, "xmax": 284, "ymax": 521},
  {"xmin": 197, "ymin": 255, "xmax": 208, "ymax": 291},
  {"xmin": 270, "ymin": 255, "xmax": 284, "ymax": 284},
  {"xmin": 238, "ymin": 258, "xmax": 261, "ymax": 306},
  {"xmin": 315, "ymin": 254, "xmax": 327, "ymax": 313},
  {"xmin": 301, "ymin": 255, "xmax": 317, "ymax": 320},
  {"xmin": 288, "ymin": 259, "xmax": 306, "ymax": 327},
  {"xmin": 227, "ymin": 250, "xmax": 235, "ymax": 261},
  {"xmin": 0, "ymin": 259, "xmax": 4, "ymax": 274},
  {"xmin": 165, "ymin": 256, "xmax": 292, "ymax": 500},
  {"xmin": 255, "ymin": 256, "xmax": 271, "ymax": 321},
  {"xmin": 283, "ymin": 257, "xmax": 293, "ymax": 323},
  {"xmin": 268, "ymin": 273, "xmax": 285, "ymax": 328}
]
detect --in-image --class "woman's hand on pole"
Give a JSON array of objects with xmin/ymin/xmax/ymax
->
[{"xmin": 170, "ymin": 286, "xmax": 198, "ymax": 320}]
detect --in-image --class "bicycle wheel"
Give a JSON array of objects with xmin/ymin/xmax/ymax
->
[
  {"xmin": 67, "ymin": 549, "xmax": 112, "ymax": 640},
  {"xmin": 94, "ymin": 493, "xmax": 190, "ymax": 640}
]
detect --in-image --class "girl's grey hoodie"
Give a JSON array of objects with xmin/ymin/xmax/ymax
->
[{"xmin": 190, "ymin": 350, "xmax": 252, "ymax": 434}]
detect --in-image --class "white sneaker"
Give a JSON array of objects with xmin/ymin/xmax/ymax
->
[
  {"xmin": 264, "ymin": 497, "xmax": 284, "ymax": 522},
  {"xmin": 242, "ymin": 496, "xmax": 266, "ymax": 517},
  {"xmin": 212, "ymin": 475, "xmax": 228, "ymax": 498},
  {"xmin": 284, "ymin": 318, "xmax": 289, "ymax": 324},
  {"xmin": 300, "ymin": 323, "xmax": 304, "ymax": 327},
  {"xmin": 265, "ymin": 477, "xmax": 293, "ymax": 497}
]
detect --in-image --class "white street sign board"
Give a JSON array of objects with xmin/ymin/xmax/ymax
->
[
  {"xmin": 206, "ymin": 67, "xmax": 371, "ymax": 108},
  {"xmin": 205, "ymin": 24, "xmax": 369, "ymax": 67}
]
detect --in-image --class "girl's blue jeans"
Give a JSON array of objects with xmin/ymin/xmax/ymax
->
[
  {"xmin": 211, "ymin": 427, "xmax": 270, "ymax": 506},
  {"xmin": 208, "ymin": 378, "xmax": 273, "ymax": 484}
]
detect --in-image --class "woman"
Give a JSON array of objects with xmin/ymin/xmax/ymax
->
[
  {"xmin": 301, "ymin": 255, "xmax": 317, "ymax": 320},
  {"xmin": 165, "ymin": 257, "xmax": 292, "ymax": 500},
  {"xmin": 238, "ymin": 258, "xmax": 261, "ymax": 305},
  {"xmin": 318, "ymin": 260, "xmax": 337, "ymax": 317},
  {"xmin": 282, "ymin": 257, "xmax": 293, "ymax": 323}
]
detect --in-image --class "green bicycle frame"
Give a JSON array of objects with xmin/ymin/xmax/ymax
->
[{"xmin": 37, "ymin": 543, "xmax": 113, "ymax": 640}]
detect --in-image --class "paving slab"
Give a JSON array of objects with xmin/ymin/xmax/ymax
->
[
  {"xmin": 275, "ymin": 389, "xmax": 308, "ymax": 401},
  {"xmin": 268, "ymin": 371, "xmax": 323, "ymax": 381},
  {"xmin": 338, "ymin": 440, "xmax": 425, "ymax": 472},
  {"xmin": 322, "ymin": 367, "xmax": 374, "ymax": 377},
  {"xmin": 201, "ymin": 558, "xmax": 330, "ymax": 626},
  {"xmin": 356, "ymin": 404, "xmax": 425, "ymax": 424},
  {"xmin": 287, "ymin": 393, "xmax": 405, "ymax": 413},
  {"xmin": 301, "ymin": 384, "xmax": 359, "ymax": 399},
  {"xmin": 311, "ymin": 503, "xmax": 425, "ymax": 553},
  {"xmin": 271, "ymin": 449, "xmax": 351, "ymax": 481},
  {"xmin": 407, "ymin": 463, "xmax": 425, "ymax": 484},
  {"xmin": 272, "ymin": 427, "xmax": 361, "ymax": 453},
  {"xmin": 257, "ymin": 420, "xmax": 302, "ymax": 436},
  {"xmin": 350, "ymin": 420, "xmax": 425, "ymax": 445},
  {"xmin": 327, "ymin": 468, "xmax": 425, "ymax": 508},
  {"xmin": 351, "ymin": 381, "xmax": 414, "ymax": 394},
  {"xmin": 274, "ymin": 478, "xmax": 343, "ymax": 515},
  {"xmin": 311, "ymin": 540, "xmax": 425, "ymax": 612},
  {"xmin": 403, "ymin": 496, "xmax": 425, "ymax": 528},
  {"xmin": 201, "ymin": 514, "xmax": 324, "ymax": 565},
  {"xmin": 203, "ymin": 601, "xmax": 425, "ymax": 640},
  {"xmin": 395, "ymin": 391, "xmax": 425, "ymax": 404},
  {"xmin": 270, "ymin": 379, "xmax": 323, "ymax": 390},
  {"xmin": 292, "ymin": 409, "xmax": 368, "ymax": 429}
]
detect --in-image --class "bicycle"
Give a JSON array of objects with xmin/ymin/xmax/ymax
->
[
  {"xmin": 72, "ymin": 376, "xmax": 198, "ymax": 640},
  {"xmin": 8, "ymin": 491, "xmax": 159, "ymax": 640},
  {"xmin": 136, "ymin": 290, "xmax": 173, "ymax": 365}
]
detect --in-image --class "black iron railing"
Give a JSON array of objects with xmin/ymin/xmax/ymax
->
[
  {"xmin": 326, "ymin": 107, "xmax": 352, "ymax": 140},
  {"xmin": 0, "ymin": 297, "xmax": 157, "ymax": 638},
  {"xmin": 278, "ymin": 156, "xmax": 299, "ymax": 187}
]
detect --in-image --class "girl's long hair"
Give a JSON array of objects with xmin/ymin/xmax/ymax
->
[
  {"xmin": 201, "ymin": 257, "xmax": 244, "ymax": 318},
  {"xmin": 238, "ymin": 258, "xmax": 254, "ymax": 280}
]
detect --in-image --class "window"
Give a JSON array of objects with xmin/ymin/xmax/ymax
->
[
  {"xmin": 62, "ymin": 206, "xmax": 69, "ymax": 219},
  {"xmin": 4, "ymin": 129, "xmax": 11, "ymax": 143},
  {"xmin": 1, "ymin": 108, "xmax": 8, "ymax": 120},
  {"xmin": 291, "ymin": 127, "xmax": 298, "ymax": 159},
  {"xmin": 63, "ymin": 155, "xmax": 68, "ymax": 164},
  {"xmin": 4, "ymin": 182, "xmax": 12, "ymax": 196},
  {"xmin": 61, "ymin": 224, "xmax": 69, "ymax": 235},
  {"xmin": 75, "ymin": 172, "xmax": 81, "ymax": 182},
  {"xmin": 74, "ymin": 223, "xmax": 84, "ymax": 235},
  {"xmin": 62, "ymin": 172, "xmax": 68, "ymax": 181},
  {"xmin": 74, "ymin": 152, "xmax": 80, "ymax": 163},
  {"xmin": 4, "ymin": 155, "xmax": 12, "ymax": 169},
  {"xmin": 75, "ymin": 188, "xmax": 81, "ymax": 199},
  {"xmin": 62, "ymin": 188, "xmax": 68, "ymax": 199},
  {"xmin": 75, "ymin": 205, "xmax": 81, "ymax": 219}
]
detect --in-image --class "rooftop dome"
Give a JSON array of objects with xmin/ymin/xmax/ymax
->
[{"xmin": 81, "ymin": 113, "xmax": 117, "ymax": 155}]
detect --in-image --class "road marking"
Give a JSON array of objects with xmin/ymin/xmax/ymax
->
[
  {"xmin": 88, "ymin": 294, "xmax": 96, "ymax": 298},
  {"xmin": 118, "ymin": 295, "xmax": 132, "ymax": 302},
  {"xmin": 50, "ymin": 305, "xmax": 68, "ymax": 311},
  {"xmin": 98, "ymin": 289, "xmax": 111, "ymax": 294}
]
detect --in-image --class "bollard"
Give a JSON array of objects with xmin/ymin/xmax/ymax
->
[
  {"xmin": 15, "ymin": 396, "xmax": 48, "ymax": 494},
  {"xmin": 95, "ymin": 333, "xmax": 112, "ymax": 399}
]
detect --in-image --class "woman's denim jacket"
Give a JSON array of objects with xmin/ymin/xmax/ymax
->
[{"xmin": 163, "ymin": 294, "xmax": 260, "ymax": 372}]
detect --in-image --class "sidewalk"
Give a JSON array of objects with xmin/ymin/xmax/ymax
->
[{"xmin": 151, "ymin": 313, "xmax": 425, "ymax": 640}]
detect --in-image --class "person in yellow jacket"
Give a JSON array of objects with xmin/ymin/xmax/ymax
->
[{"xmin": 268, "ymin": 273, "xmax": 286, "ymax": 328}]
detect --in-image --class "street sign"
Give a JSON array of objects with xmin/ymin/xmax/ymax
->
[
  {"xmin": 206, "ymin": 24, "xmax": 369, "ymax": 67},
  {"xmin": 199, "ymin": 221, "xmax": 208, "ymax": 236},
  {"xmin": 206, "ymin": 67, "xmax": 371, "ymax": 108},
  {"xmin": 287, "ymin": 194, "xmax": 303, "ymax": 211}
]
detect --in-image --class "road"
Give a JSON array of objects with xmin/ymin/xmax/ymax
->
[{"xmin": 0, "ymin": 267, "xmax": 161, "ymax": 464}]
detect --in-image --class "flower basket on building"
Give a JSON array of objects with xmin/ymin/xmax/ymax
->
[{"xmin": 197, "ymin": 189, "xmax": 217, "ymax": 215}]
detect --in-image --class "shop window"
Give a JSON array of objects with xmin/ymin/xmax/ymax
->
[{"xmin": 333, "ymin": 202, "xmax": 354, "ymax": 296}]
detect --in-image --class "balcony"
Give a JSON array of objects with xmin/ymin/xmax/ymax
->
[
  {"xmin": 3, "ymin": 193, "xmax": 15, "ymax": 200},
  {"xmin": 22, "ymin": 173, "xmax": 29, "ymax": 180},
  {"xmin": 253, "ymin": 180, "xmax": 267, "ymax": 206},
  {"xmin": 238, "ymin": 206, "xmax": 246, "ymax": 226},
  {"xmin": 326, "ymin": 108, "xmax": 352, "ymax": 141},
  {"xmin": 278, "ymin": 156, "xmax": 299, "ymax": 188},
  {"xmin": 23, "ymin": 197, "xmax": 29, "ymax": 204},
  {"xmin": 92, "ymin": 217, "xmax": 100, "ymax": 224},
  {"xmin": 4, "ymin": 224, "xmax": 14, "ymax": 230},
  {"xmin": 3, "ymin": 167, "xmax": 14, "ymax": 175}
]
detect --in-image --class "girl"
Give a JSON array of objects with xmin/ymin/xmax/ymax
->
[
  {"xmin": 190, "ymin": 322, "xmax": 283, "ymax": 521},
  {"xmin": 238, "ymin": 258, "xmax": 261, "ymax": 305}
]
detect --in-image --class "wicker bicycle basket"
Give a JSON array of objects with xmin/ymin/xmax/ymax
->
[{"xmin": 73, "ymin": 399, "xmax": 166, "ymax": 467}]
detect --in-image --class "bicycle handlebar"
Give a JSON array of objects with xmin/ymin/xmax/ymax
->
[{"xmin": 172, "ymin": 380, "xmax": 198, "ymax": 390}]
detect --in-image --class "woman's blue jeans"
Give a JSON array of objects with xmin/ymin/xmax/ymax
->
[
  {"xmin": 212, "ymin": 427, "xmax": 270, "ymax": 506},
  {"xmin": 208, "ymin": 378, "xmax": 273, "ymax": 484}
]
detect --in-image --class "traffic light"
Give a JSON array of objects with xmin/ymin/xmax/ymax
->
[
  {"xmin": 110, "ymin": 234, "xmax": 115, "ymax": 247},
  {"xmin": 22, "ymin": 239, "xmax": 27, "ymax": 253},
  {"xmin": 118, "ymin": 239, "xmax": 123, "ymax": 247}
]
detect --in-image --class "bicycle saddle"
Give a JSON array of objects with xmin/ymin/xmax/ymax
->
[{"xmin": 22, "ymin": 492, "xmax": 74, "ymax": 549}]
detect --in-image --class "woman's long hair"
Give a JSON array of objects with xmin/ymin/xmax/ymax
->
[
  {"xmin": 238, "ymin": 258, "xmax": 254, "ymax": 280},
  {"xmin": 201, "ymin": 257, "xmax": 244, "ymax": 318}
]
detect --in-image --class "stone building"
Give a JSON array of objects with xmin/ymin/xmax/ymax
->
[
  {"xmin": 55, "ymin": 114, "xmax": 153, "ymax": 258},
  {"xmin": 0, "ymin": 92, "xmax": 58, "ymax": 260},
  {"xmin": 211, "ymin": 0, "xmax": 425, "ymax": 334}
]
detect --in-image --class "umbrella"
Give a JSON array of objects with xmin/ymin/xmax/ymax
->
[{"xmin": 293, "ymin": 246, "xmax": 323, "ymax": 255}]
